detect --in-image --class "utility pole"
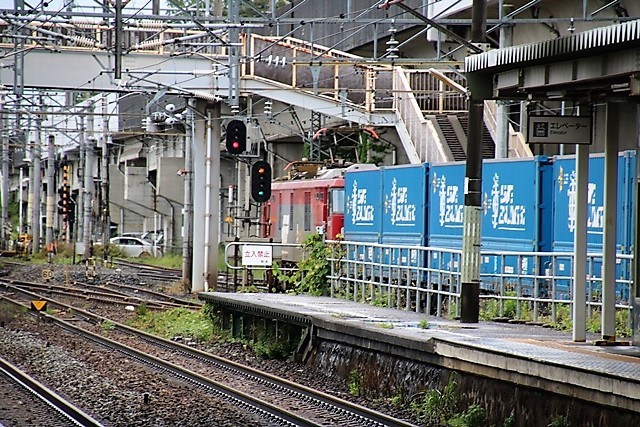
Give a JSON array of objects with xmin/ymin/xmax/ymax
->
[
  {"xmin": 30, "ymin": 112, "xmax": 42, "ymax": 254},
  {"xmin": 83, "ymin": 106, "xmax": 95, "ymax": 260},
  {"xmin": 77, "ymin": 115, "xmax": 86, "ymax": 244},
  {"xmin": 0, "ymin": 91, "xmax": 8, "ymax": 249},
  {"xmin": 460, "ymin": 0, "xmax": 488, "ymax": 323},
  {"xmin": 182, "ymin": 104, "xmax": 194, "ymax": 285},
  {"xmin": 496, "ymin": 0, "xmax": 513, "ymax": 159},
  {"xmin": 45, "ymin": 134, "xmax": 55, "ymax": 249},
  {"xmin": 101, "ymin": 94, "xmax": 111, "ymax": 258}
]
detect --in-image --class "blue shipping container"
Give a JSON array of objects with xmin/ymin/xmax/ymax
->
[
  {"xmin": 427, "ymin": 161, "xmax": 466, "ymax": 248},
  {"xmin": 552, "ymin": 151, "xmax": 636, "ymax": 254},
  {"xmin": 380, "ymin": 163, "xmax": 429, "ymax": 270},
  {"xmin": 481, "ymin": 157, "xmax": 553, "ymax": 293},
  {"xmin": 344, "ymin": 167, "xmax": 382, "ymax": 243},
  {"xmin": 551, "ymin": 151, "xmax": 636, "ymax": 302}
]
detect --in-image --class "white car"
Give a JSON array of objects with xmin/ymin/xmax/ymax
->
[{"xmin": 109, "ymin": 236, "xmax": 162, "ymax": 258}]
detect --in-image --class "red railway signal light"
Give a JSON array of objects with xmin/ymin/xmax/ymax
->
[
  {"xmin": 251, "ymin": 160, "xmax": 271, "ymax": 203},
  {"xmin": 226, "ymin": 119, "xmax": 246, "ymax": 155}
]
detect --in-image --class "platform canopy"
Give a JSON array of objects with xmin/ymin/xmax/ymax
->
[{"xmin": 465, "ymin": 18, "xmax": 640, "ymax": 101}]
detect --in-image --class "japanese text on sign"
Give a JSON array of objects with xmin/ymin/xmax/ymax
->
[
  {"xmin": 242, "ymin": 245, "xmax": 273, "ymax": 266},
  {"xmin": 527, "ymin": 115, "xmax": 592, "ymax": 144}
]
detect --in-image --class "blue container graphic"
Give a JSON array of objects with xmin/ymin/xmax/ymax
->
[
  {"xmin": 428, "ymin": 162, "xmax": 466, "ymax": 247},
  {"xmin": 428, "ymin": 157, "xmax": 553, "ymax": 295},
  {"xmin": 380, "ymin": 163, "xmax": 429, "ymax": 277},
  {"xmin": 551, "ymin": 151, "xmax": 636, "ymax": 302},
  {"xmin": 427, "ymin": 161, "xmax": 466, "ymax": 278},
  {"xmin": 344, "ymin": 167, "xmax": 383, "ymax": 274},
  {"xmin": 344, "ymin": 167, "xmax": 382, "ymax": 243},
  {"xmin": 480, "ymin": 157, "xmax": 554, "ymax": 294}
]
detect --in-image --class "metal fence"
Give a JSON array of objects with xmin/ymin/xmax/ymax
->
[{"xmin": 224, "ymin": 240, "xmax": 633, "ymax": 330}]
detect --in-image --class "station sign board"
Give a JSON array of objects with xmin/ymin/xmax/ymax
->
[{"xmin": 527, "ymin": 115, "xmax": 592, "ymax": 145}]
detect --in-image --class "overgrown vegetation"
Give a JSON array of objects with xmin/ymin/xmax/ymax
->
[
  {"xmin": 252, "ymin": 332, "xmax": 294, "ymax": 360},
  {"xmin": 411, "ymin": 375, "xmax": 460, "ymax": 426},
  {"xmin": 101, "ymin": 319, "xmax": 116, "ymax": 332},
  {"xmin": 548, "ymin": 414, "xmax": 570, "ymax": 427},
  {"xmin": 480, "ymin": 298, "xmax": 632, "ymax": 338},
  {"xmin": 127, "ymin": 306, "xmax": 218, "ymax": 343},
  {"xmin": 348, "ymin": 369, "xmax": 365, "ymax": 396},
  {"xmin": 479, "ymin": 292, "xmax": 532, "ymax": 321},
  {"xmin": 272, "ymin": 234, "xmax": 339, "ymax": 295},
  {"xmin": 0, "ymin": 302, "xmax": 27, "ymax": 325}
]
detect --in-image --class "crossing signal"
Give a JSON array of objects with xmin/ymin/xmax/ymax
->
[
  {"xmin": 226, "ymin": 119, "xmax": 246, "ymax": 155},
  {"xmin": 251, "ymin": 160, "xmax": 271, "ymax": 203}
]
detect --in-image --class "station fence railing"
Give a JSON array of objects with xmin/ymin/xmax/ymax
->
[{"xmin": 224, "ymin": 240, "xmax": 633, "ymax": 330}]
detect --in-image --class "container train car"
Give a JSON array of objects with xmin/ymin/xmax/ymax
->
[{"xmin": 261, "ymin": 152, "xmax": 636, "ymax": 301}]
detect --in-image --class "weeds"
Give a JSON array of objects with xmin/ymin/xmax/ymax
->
[
  {"xmin": 348, "ymin": 369, "xmax": 365, "ymax": 396},
  {"xmin": 101, "ymin": 319, "xmax": 116, "ymax": 332},
  {"xmin": 411, "ymin": 375, "xmax": 458, "ymax": 425}
]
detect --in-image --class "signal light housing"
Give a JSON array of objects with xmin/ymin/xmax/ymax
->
[
  {"xmin": 225, "ymin": 119, "xmax": 246, "ymax": 155},
  {"xmin": 250, "ymin": 160, "xmax": 272, "ymax": 203}
]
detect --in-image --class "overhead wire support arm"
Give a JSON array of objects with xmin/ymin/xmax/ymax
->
[{"xmin": 378, "ymin": 0, "xmax": 485, "ymax": 54}]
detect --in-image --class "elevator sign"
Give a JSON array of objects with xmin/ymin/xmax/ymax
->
[{"xmin": 527, "ymin": 115, "xmax": 592, "ymax": 145}]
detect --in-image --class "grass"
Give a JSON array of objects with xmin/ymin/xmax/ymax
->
[
  {"xmin": 126, "ymin": 306, "xmax": 219, "ymax": 343},
  {"xmin": 135, "ymin": 253, "xmax": 182, "ymax": 269}
]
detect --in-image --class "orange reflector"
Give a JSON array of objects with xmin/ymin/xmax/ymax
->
[{"xmin": 31, "ymin": 300, "xmax": 48, "ymax": 312}]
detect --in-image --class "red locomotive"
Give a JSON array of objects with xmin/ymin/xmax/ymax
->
[{"xmin": 262, "ymin": 161, "xmax": 346, "ymax": 261}]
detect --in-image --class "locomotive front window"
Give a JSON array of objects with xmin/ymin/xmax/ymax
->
[{"xmin": 329, "ymin": 189, "xmax": 345, "ymax": 214}]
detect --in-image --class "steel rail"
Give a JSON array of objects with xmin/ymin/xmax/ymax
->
[
  {"xmin": 0, "ymin": 355, "xmax": 102, "ymax": 426},
  {"xmin": 1, "ymin": 287, "xmax": 418, "ymax": 427}
]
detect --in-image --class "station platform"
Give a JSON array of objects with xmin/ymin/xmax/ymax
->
[{"xmin": 199, "ymin": 292, "xmax": 640, "ymax": 421}]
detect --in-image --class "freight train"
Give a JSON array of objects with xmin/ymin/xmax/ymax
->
[{"xmin": 262, "ymin": 153, "xmax": 636, "ymax": 302}]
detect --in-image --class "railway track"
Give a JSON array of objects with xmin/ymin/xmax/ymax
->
[
  {"xmin": 0, "ymin": 355, "xmax": 101, "ymax": 426},
  {"xmin": 1, "ymin": 284, "xmax": 418, "ymax": 427},
  {"xmin": 0, "ymin": 278, "xmax": 197, "ymax": 310}
]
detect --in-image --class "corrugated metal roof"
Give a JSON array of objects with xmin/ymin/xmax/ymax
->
[{"xmin": 465, "ymin": 19, "xmax": 640, "ymax": 73}]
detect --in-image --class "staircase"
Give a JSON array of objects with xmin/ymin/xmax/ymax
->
[
  {"xmin": 456, "ymin": 114, "xmax": 496, "ymax": 159},
  {"xmin": 433, "ymin": 115, "xmax": 466, "ymax": 161},
  {"xmin": 240, "ymin": 34, "xmax": 527, "ymax": 164}
]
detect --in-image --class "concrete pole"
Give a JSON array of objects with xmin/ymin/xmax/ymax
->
[
  {"xmin": 45, "ymin": 134, "xmax": 55, "ymax": 248},
  {"xmin": 496, "ymin": 0, "xmax": 513, "ymax": 159},
  {"xmin": 19, "ymin": 167, "xmax": 24, "ymax": 235},
  {"xmin": 27, "ymin": 145, "xmax": 34, "ymax": 240},
  {"xmin": 83, "ymin": 119, "xmax": 95, "ymax": 261},
  {"xmin": 30, "ymin": 122, "xmax": 42, "ymax": 254},
  {"xmin": 633, "ymin": 106, "xmax": 640, "ymax": 347},
  {"xmin": 0, "ymin": 92, "xmax": 8, "ymax": 248},
  {"xmin": 602, "ymin": 102, "xmax": 619, "ymax": 341},
  {"xmin": 204, "ymin": 105, "xmax": 221, "ymax": 291},
  {"xmin": 573, "ymin": 143, "xmax": 589, "ymax": 342},
  {"xmin": 182, "ymin": 104, "xmax": 194, "ymax": 286},
  {"xmin": 460, "ymin": 0, "xmax": 487, "ymax": 323},
  {"xmin": 77, "ymin": 115, "xmax": 85, "ymax": 243},
  {"xmin": 101, "ymin": 95, "xmax": 111, "ymax": 257},
  {"xmin": 191, "ymin": 100, "xmax": 210, "ymax": 292}
]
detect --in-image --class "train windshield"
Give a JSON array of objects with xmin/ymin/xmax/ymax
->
[{"xmin": 329, "ymin": 188, "xmax": 345, "ymax": 214}]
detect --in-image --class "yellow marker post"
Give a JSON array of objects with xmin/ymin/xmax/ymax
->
[{"xmin": 30, "ymin": 300, "xmax": 48, "ymax": 312}]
